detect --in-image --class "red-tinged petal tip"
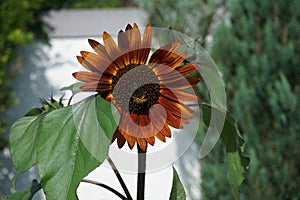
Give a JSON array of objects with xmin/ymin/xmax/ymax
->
[{"xmin": 72, "ymin": 72, "xmax": 78, "ymax": 78}]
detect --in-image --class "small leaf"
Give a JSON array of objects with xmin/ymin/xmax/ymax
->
[
  {"xmin": 4, "ymin": 179, "xmax": 41, "ymax": 200},
  {"xmin": 9, "ymin": 115, "xmax": 43, "ymax": 172},
  {"xmin": 37, "ymin": 95, "xmax": 119, "ymax": 200},
  {"xmin": 202, "ymin": 104, "xmax": 250, "ymax": 200},
  {"xmin": 60, "ymin": 82, "xmax": 84, "ymax": 95},
  {"xmin": 170, "ymin": 167, "xmax": 186, "ymax": 200},
  {"xmin": 10, "ymin": 95, "xmax": 65, "ymax": 174},
  {"xmin": 25, "ymin": 108, "xmax": 43, "ymax": 116}
]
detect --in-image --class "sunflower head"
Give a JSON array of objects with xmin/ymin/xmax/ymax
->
[{"xmin": 73, "ymin": 23, "xmax": 200, "ymax": 151}]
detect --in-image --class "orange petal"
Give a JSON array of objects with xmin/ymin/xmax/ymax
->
[
  {"xmin": 149, "ymin": 105, "xmax": 167, "ymax": 134},
  {"xmin": 164, "ymin": 51, "xmax": 187, "ymax": 68},
  {"xmin": 72, "ymin": 71, "xmax": 100, "ymax": 82},
  {"xmin": 161, "ymin": 76, "xmax": 200, "ymax": 90},
  {"xmin": 80, "ymin": 51, "xmax": 115, "ymax": 72},
  {"xmin": 152, "ymin": 63, "xmax": 174, "ymax": 75},
  {"xmin": 79, "ymin": 81, "xmax": 98, "ymax": 91},
  {"xmin": 77, "ymin": 56, "xmax": 99, "ymax": 72},
  {"xmin": 111, "ymin": 130, "xmax": 119, "ymax": 143},
  {"xmin": 165, "ymin": 109, "xmax": 183, "ymax": 129},
  {"xmin": 140, "ymin": 23, "xmax": 152, "ymax": 64},
  {"xmin": 187, "ymin": 77, "xmax": 201, "ymax": 86},
  {"xmin": 145, "ymin": 136, "xmax": 155, "ymax": 146},
  {"xmin": 158, "ymin": 96, "xmax": 193, "ymax": 119},
  {"xmin": 118, "ymin": 30, "xmax": 129, "ymax": 50},
  {"xmin": 125, "ymin": 24, "xmax": 133, "ymax": 31},
  {"xmin": 160, "ymin": 88, "xmax": 198, "ymax": 102},
  {"xmin": 149, "ymin": 40, "xmax": 181, "ymax": 64},
  {"xmin": 80, "ymin": 82, "xmax": 112, "ymax": 93},
  {"xmin": 159, "ymin": 123, "xmax": 172, "ymax": 138},
  {"xmin": 88, "ymin": 39, "xmax": 108, "ymax": 57},
  {"xmin": 137, "ymin": 138, "xmax": 147, "ymax": 151},
  {"xmin": 155, "ymin": 132, "xmax": 166, "ymax": 142},
  {"xmin": 118, "ymin": 113, "xmax": 137, "ymax": 149},
  {"xmin": 103, "ymin": 31, "xmax": 122, "ymax": 61},
  {"xmin": 114, "ymin": 129, "xmax": 126, "ymax": 148},
  {"xmin": 116, "ymin": 30, "xmax": 131, "ymax": 68},
  {"xmin": 175, "ymin": 63, "xmax": 198, "ymax": 76},
  {"xmin": 126, "ymin": 23, "xmax": 141, "ymax": 65}
]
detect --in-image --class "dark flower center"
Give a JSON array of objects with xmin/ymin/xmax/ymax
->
[{"xmin": 112, "ymin": 64, "xmax": 160, "ymax": 115}]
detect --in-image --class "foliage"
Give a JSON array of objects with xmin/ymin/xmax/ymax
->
[
  {"xmin": 0, "ymin": 0, "xmax": 133, "ymax": 171},
  {"xmin": 136, "ymin": 0, "xmax": 228, "ymax": 47},
  {"xmin": 8, "ymin": 95, "xmax": 119, "ymax": 199},
  {"xmin": 4, "ymin": 179, "xmax": 41, "ymax": 200},
  {"xmin": 202, "ymin": 104, "xmax": 249, "ymax": 200},
  {"xmin": 170, "ymin": 167, "xmax": 186, "ymax": 200},
  {"xmin": 201, "ymin": 0, "xmax": 300, "ymax": 199}
]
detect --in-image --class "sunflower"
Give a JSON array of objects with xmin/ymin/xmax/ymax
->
[{"xmin": 73, "ymin": 23, "xmax": 200, "ymax": 151}]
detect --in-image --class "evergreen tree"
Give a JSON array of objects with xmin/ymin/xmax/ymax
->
[{"xmin": 202, "ymin": 0, "xmax": 300, "ymax": 199}]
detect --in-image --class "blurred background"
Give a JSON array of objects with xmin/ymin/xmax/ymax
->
[{"xmin": 0, "ymin": 0, "xmax": 299, "ymax": 199}]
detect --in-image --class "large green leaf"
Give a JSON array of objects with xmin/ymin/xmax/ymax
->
[
  {"xmin": 202, "ymin": 104, "xmax": 250, "ymax": 200},
  {"xmin": 37, "ymin": 95, "xmax": 119, "ymax": 200},
  {"xmin": 169, "ymin": 167, "xmax": 186, "ymax": 200},
  {"xmin": 4, "ymin": 179, "xmax": 41, "ymax": 200},
  {"xmin": 9, "ymin": 115, "xmax": 43, "ymax": 172}
]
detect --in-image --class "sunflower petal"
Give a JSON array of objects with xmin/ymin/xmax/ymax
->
[
  {"xmin": 80, "ymin": 82, "xmax": 112, "ymax": 93},
  {"xmin": 152, "ymin": 63, "xmax": 174, "ymax": 75},
  {"xmin": 165, "ymin": 109, "xmax": 183, "ymax": 129},
  {"xmin": 149, "ymin": 40, "xmax": 181, "ymax": 64},
  {"xmin": 103, "ymin": 31, "xmax": 122, "ymax": 61},
  {"xmin": 155, "ymin": 132, "xmax": 166, "ymax": 142},
  {"xmin": 160, "ymin": 123, "xmax": 172, "ymax": 138},
  {"xmin": 123, "ymin": 132, "xmax": 136, "ymax": 149},
  {"xmin": 149, "ymin": 104, "xmax": 167, "ymax": 133},
  {"xmin": 160, "ymin": 88, "xmax": 198, "ymax": 102},
  {"xmin": 118, "ymin": 30, "xmax": 129, "ymax": 50},
  {"xmin": 77, "ymin": 56, "xmax": 99, "ymax": 72},
  {"xmin": 161, "ymin": 76, "xmax": 200, "ymax": 89},
  {"xmin": 126, "ymin": 23, "xmax": 141, "ymax": 65},
  {"xmin": 140, "ymin": 23, "xmax": 152, "ymax": 64},
  {"xmin": 145, "ymin": 136, "xmax": 155, "ymax": 146},
  {"xmin": 175, "ymin": 63, "xmax": 198, "ymax": 76},
  {"xmin": 164, "ymin": 51, "xmax": 187, "ymax": 68},
  {"xmin": 80, "ymin": 51, "xmax": 115, "ymax": 72},
  {"xmin": 158, "ymin": 96, "xmax": 193, "ymax": 120},
  {"xmin": 114, "ymin": 130, "xmax": 126, "ymax": 148},
  {"xmin": 126, "ymin": 24, "xmax": 133, "ymax": 31},
  {"xmin": 72, "ymin": 71, "xmax": 100, "ymax": 82},
  {"xmin": 88, "ymin": 39, "xmax": 108, "ymax": 56},
  {"xmin": 137, "ymin": 138, "xmax": 147, "ymax": 151},
  {"xmin": 79, "ymin": 81, "xmax": 98, "ymax": 91}
]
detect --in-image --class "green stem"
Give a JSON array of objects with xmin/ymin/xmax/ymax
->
[
  {"xmin": 107, "ymin": 156, "xmax": 133, "ymax": 200},
  {"xmin": 137, "ymin": 144, "xmax": 147, "ymax": 200},
  {"xmin": 81, "ymin": 179, "xmax": 127, "ymax": 200}
]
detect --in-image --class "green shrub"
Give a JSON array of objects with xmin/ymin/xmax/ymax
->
[{"xmin": 203, "ymin": 0, "xmax": 300, "ymax": 199}]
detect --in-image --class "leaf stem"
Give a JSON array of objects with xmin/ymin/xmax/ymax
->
[
  {"xmin": 137, "ymin": 144, "xmax": 147, "ymax": 200},
  {"xmin": 107, "ymin": 156, "xmax": 133, "ymax": 200},
  {"xmin": 81, "ymin": 179, "xmax": 127, "ymax": 199}
]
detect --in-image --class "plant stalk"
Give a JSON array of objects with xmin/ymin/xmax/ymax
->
[
  {"xmin": 137, "ymin": 144, "xmax": 147, "ymax": 200},
  {"xmin": 107, "ymin": 156, "xmax": 133, "ymax": 200},
  {"xmin": 81, "ymin": 179, "xmax": 127, "ymax": 200}
]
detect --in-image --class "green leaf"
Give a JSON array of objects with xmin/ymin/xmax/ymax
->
[
  {"xmin": 60, "ymin": 82, "xmax": 85, "ymax": 95},
  {"xmin": 4, "ymin": 179, "xmax": 41, "ymax": 200},
  {"xmin": 25, "ymin": 108, "xmax": 43, "ymax": 116},
  {"xmin": 9, "ymin": 115, "xmax": 43, "ymax": 172},
  {"xmin": 202, "ymin": 104, "xmax": 250, "ymax": 200},
  {"xmin": 169, "ymin": 167, "xmax": 186, "ymax": 200},
  {"xmin": 37, "ymin": 95, "xmax": 119, "ymax": 200}
]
